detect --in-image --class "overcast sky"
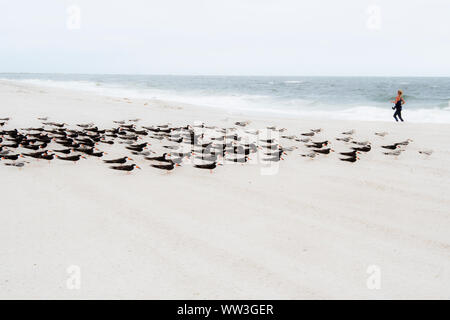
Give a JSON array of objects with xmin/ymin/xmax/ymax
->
[{"xmin": 1, "ymin": 0, "xmax": 449, "ymax": 76}]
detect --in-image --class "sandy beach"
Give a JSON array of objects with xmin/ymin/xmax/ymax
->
[{"xmin": 0, "ymin": 79, "xmax": 449, "ymax": 299}]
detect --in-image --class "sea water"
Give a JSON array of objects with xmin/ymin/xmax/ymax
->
[{"xmin": 1, "ymin": 74, "xmax": 449, "ymax": 123}]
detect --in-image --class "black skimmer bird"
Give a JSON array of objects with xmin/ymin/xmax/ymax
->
[
  {"xmin": 76, "ymin": 138, "xmax": 96, "ymax": 147},
  {"xmin": 1, "ymin": 154, "xmax": 22, "ymax": 161},
  {"xmin": 339, "ymin": 156, "xmax": 359, "ymax": 163},
  {"xmin": 375, "ymin": 132, "xmax": 388, "ymax": 137},
  {"xmin": 381, "ymin": 144, "xmax": 400, "ymax": 150},
  {"xmin": 150, "ymin": 161, "xmax": 178, "ymax": 171},
  {"xmin": 126, "ymin": 143, "xmax": 148, "ymax": 152},
  {"xmin": 109, "ymin": 164, "xmax": 141, "ymax": 172},
  {"xmin": 53, "ymin": 149, "xmax": 72, "ymax": 154},
  {"xmin": 145, "ymin": 153, "xmax": 171, "ymax": 162},
  {"xmin": 103, "ymin": 157, "xmax": 132, "ymax": 164},
  {"xmin": 22, "ymin": 127, "xmax": 45, "ymax": 132},
  {"xmin": 342, "ymin": 129, "xmax": 355, "ymax": 135},
  {"xmin": 339, "ymin": 150, "xmax": 360, "ymax": 157},
  {"xmin": 99, "ymin": 139, "xmax": 114, "ymax": 145},
  {"xmin": 313, "ymin": 148, "xmax": 334, "ymax": 155},
  {"xmin": 56, "ymin": 154, "xmax": 86, "ymax": 162},
  {"xmin": 306, "ymin": 141, "xmax": 328, "ymax": 148},
  {"xmin": 89, "ymin": 151, "xmax": 106, "ymax": 157},
  {"xmin": 193, "ymin": 162, "xmax": 222, "ymax": 170},
  {"xmin": 351, "ymin": 145, "xmax": 371, "ymax": 152},
  {"xmin": 22, "ymin": 151, "xmax": 47, "ymax": 158},
  {"xmin": 40, "ymin": 153, "xmax": 55, "ymax": 161},
  {"xmin": 21, "ymin": 144, "xmax": 41, "ymax": 151},
  {"xmin": 2, "ymin": 142, "xmax": 19, "ymax": 149}
]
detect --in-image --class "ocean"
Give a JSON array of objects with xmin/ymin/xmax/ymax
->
[{"xmin": 1, "ymin": 74, "xmax": 449, "ymax": 123}]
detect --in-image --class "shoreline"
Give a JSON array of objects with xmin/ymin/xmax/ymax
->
[
  {"xmin": 2, "ymin": 78, "xmax": 449, "ymax": 125},
  {"xmin": 1, "ymin": 80, "xmax": 449, "ymax": 299}
]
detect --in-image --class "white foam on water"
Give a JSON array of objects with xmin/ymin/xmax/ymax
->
[{"xmin": 283, "ymin": 80, "xmax": 304, "ymax": 84}]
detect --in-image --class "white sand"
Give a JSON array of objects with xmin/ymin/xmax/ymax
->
[{"xmin": 0, "ymin": 80, "xmax": 449, "ymax": 299}]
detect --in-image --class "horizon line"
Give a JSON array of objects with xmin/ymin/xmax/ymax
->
[{"xmin": 0, "ymin": 72, "xmax": 449, "ymax": 78}]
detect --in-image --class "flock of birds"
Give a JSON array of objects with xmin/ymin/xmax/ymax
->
[{"xmin": 0, "ymin": 116, "xmax": 432, "ymax": 173}]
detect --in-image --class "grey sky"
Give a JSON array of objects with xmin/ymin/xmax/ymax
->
[{"xmin": 1, "ymin": 0, "xmax": 449, "ymax": 76}]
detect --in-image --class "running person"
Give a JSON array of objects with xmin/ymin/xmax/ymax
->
[{"xmin": 391, "ymin": 90, "xmax": 405, "ymax": 122}]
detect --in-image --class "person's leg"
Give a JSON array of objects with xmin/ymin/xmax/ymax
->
[
  {"xmin": 393, "ymin": 110, "xmax": 399, "ymax": 121},
  {"xmin": 398, "ymin": 110, "xmax": 404, "ymax": 122}
]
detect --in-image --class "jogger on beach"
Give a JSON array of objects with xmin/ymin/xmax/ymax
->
[{"xmin": 391, "ymin": 90, "xmax": 405, "ymax": 122}]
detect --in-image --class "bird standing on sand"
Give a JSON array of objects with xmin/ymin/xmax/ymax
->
[
  {"xmin": 339, "ymin": 156, "xmax": 359, "ymax": 163},
  {"xmin": 56, "ymin": 155, "xmax": 85, "ymax": 162},
  {"xmin": 352, "ymin": 145, "xmax": 371, "ymax": 152},
  {"xmin": 193, "ymin": 161, "xmax": 222, "ymax": 171},
  {"xmin": 40, "ymin": 153, "xmax": 55, "ymax": 161},
  {"xmin": 53, "ymin": 149, "xmax": 72, "ymax": 154},
  {"xmin": 109, "ymin": 164, "xmax": 141, "ymax": 172},
  {"xmin": 145, "ymin": 153, "xmax": 171, "ymax": 162},
  {"xmin": 1, "ymin": 154, "xmax": 22, "ymax": 161},
  {"xmin": 150, "ymin": 161, "xmax": 179, "ymax": 171},
  {"xmin": 381, "ymin": 144, "xmax": 400, "ymax": 150},
  {"xmin": 340, "ymin": 150, "xmax": 360, "ymax": 157},
  {"xmin": 22, "ymin": 151, "xmax": 46, "ymax": 159},
  {"xmin": 313, "ymin": 148, "xmax": 333, "ymax": 155},
  {"xmin": 103, "ymin": 157, "xmax": 132, "ymax": 164}
]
